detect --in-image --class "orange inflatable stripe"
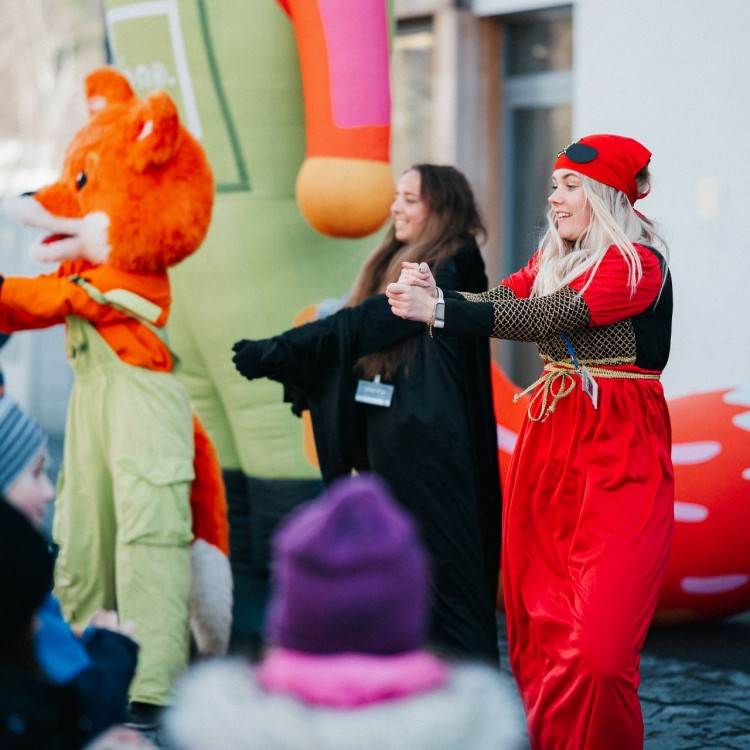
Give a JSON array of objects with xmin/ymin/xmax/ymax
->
[
  {"xmin": 279, "ymin": 0, "xmax": 390, "ymax": 163},
  {"xmin": 190, "ymin": 414, "xmax": 230, "ymax": 556},
  {"xmin": 292, "ymin": 303, "xmax": 322, "ymax": 469}
]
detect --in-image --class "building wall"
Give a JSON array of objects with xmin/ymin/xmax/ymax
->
[
  {"xmin": 398, "ymin": 0, "xmax": 750, "ymax": 398},
  {"xmin": 573, "ymin": 0, "xmax": 750, "ymax": 397}
]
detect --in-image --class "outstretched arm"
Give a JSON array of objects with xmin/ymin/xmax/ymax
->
[
  {"xmin": 0, "ymin": 274, "xmax": 131, "ymax": 332},
  {"xmin": 387, "ymin": 277, "xmax": 590, "ymax": 341},
  {"xmin": 388, "ymin": 247, "xmax": 666, "ymax": 341},
  {"xmin": 232, "ymin": 293, "xmax": 423, "ymax": 383}
]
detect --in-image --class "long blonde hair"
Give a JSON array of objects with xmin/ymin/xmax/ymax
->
[{"xmin": 531, "ymin": 167, "xmax": 669, "ymax": 298}]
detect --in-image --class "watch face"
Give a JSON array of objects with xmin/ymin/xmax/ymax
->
[{"xmin": 435, "ymin": 301, "xmax": 445, "ymax": 321}]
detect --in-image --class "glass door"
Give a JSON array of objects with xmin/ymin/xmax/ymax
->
[{"xmin": 500, "ymin": 8, "xmax": 573, "ymax": 387}]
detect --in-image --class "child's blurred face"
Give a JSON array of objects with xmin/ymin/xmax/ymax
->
[{"xmin": 5, "ymin": 452, "xmax": 55, "ymax": 530}]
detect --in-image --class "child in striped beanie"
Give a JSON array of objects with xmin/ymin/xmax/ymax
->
[
  {"xmin": 0, "ymin": 394, "xmax": 144, "ymax": 743},
  {"xmin": 0, "ymin": 396, "xmax": 49, "ymax": 507}
]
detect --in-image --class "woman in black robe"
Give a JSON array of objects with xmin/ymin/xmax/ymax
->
[{"xmin": 232, "ymin": 164, "xmax": 501, "ymax": 663}]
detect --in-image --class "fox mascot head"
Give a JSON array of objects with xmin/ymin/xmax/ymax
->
[{"xmin": 12, "ymin": 66, "xmax": 214, "ymax": 272}]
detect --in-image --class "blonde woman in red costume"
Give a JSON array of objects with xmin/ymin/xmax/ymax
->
[{"xmin": 387, "ymin": 134, "xmax": 674, "ymax": 749}]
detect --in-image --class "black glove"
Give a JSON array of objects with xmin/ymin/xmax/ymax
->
[{"xmin": 232, "ymin": 339, "xmax": 269, "ymax": 380}]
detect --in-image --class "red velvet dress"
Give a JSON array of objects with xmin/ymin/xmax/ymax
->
[{"xmin": 445, "ymin": 243, "xmax": 674, "ymax": 749}]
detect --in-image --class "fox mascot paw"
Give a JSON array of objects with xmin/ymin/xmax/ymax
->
[{"xmin": 0, "ymin": 66, "xmax": 231, "ymax": 685}]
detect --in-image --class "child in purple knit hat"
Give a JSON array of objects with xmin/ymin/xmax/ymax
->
[
  {"xmin": 264, "ymin": 471, "xmax": 431, "ymax": 657},
  {"xmin": 165, "ymin": 473, "xmax": 526, "ymax": 749}
]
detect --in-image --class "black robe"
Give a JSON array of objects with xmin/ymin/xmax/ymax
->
[{"xmin": 235, "ymin": 240, "xmax": 501, "ymax": 662}]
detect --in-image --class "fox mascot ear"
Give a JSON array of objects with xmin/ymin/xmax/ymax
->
[
  {"xmin": 85, "ymin": 67, "xmax": 182, "ymax": 172},
  {"xmin": 128, "ymin": 92, "xmax": 182, "ymax": 171},
  {"xmin": 85, "ymin": 66, "xmax": 135, "ymax": 111}
]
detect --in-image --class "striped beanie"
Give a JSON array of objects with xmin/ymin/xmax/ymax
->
[{"xmin": 0, "ymin": 397, "xmax": 48, "ymax": 496}]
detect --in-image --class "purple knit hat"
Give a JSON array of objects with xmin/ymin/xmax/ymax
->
[{"xmin": 264, "ymin": 473, "xmax": 430, "ymax": 655}]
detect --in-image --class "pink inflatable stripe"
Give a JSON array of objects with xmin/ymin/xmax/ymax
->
[{"xmin": 318, "ymin": 0, "xmax": 390, "ymax": 128}]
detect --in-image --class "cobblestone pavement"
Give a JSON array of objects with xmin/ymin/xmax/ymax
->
[
  {"xmin": 142, "ymin": 611, "xmax": 750, "ymax": 749},
  {"xmin": 495, "ymin": 611, "xmax": 750, "ymax": 749},
  {"xmin": 640, "ymin": 654, "xmax": 750, "ymax": 749},
  {"xmin": 639, "ymin": 612, "xmax": 750, "ymax": 749}
]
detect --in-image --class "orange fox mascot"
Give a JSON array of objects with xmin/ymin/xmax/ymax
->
[{"xmin": 0, "ymin": 67, "xmax": 230, "ymax": 710}]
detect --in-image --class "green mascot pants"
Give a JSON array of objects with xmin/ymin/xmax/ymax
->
[{"xmin": 53, "ymin": 315, "xmax": 194, "ymax": 705}]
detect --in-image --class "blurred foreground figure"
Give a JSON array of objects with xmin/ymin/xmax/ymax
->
[{"xmin": 164, "ymin": 474, "xmax": 526, "ymax": 750}]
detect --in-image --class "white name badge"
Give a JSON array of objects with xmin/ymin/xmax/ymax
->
[
  {"xmin": 580, "ymin": 365, "xmax": 599, "ymax": 409},
  {"xmin": 355, "ymin": 379, "xmax": 394, "ymax": 408}
]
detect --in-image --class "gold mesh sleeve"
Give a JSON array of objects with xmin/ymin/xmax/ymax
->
[
  {"xmin": 488, "ymin": 286, "xmax": 590, "ymax": 341},
  {"xmin": 457, "ymin": 285, "xmax": 516, "ymax": 303}
]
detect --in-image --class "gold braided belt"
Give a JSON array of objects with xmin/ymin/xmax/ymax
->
[{"xmin": 513, "ymin": 361, "xmax": 661, "ymax": 422}]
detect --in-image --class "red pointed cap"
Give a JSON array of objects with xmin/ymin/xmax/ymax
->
[{"xmin": 554, "ymin": 134, "xmax": 651, "ymax": 204}]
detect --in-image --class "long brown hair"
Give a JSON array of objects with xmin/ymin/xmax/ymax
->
[{"xmin": 349, "ymin": 164, "xmax": 486, "ymax": 379}]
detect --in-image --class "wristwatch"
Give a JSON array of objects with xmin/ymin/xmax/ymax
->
[{"xmin": 433, "ymin": 287, "xmax": 445, "ymax": 329}]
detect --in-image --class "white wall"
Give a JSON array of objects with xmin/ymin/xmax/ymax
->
[{"xmin": 574, "ymin": 0, "xmax": 750, "ymax": 397}]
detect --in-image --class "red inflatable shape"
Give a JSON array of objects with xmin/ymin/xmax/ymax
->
[
  {"xmin": 654, "ymin": 383, "xmax": 750, "ymax": 623},
  {"xmin": 491, "ymin": 361, "xmax": 528, "ymax": 493},
  {"xmin": 491, "ymin": 367, "xmax": 750, "ymax": 622}
]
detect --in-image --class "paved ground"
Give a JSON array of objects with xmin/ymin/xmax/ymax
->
[
  {"xmin": 495, "ymin": 611, "xmax": 750, "ymax": 749},
  {"xmin": 639, "ymin": 612, "xmax": 750, "ymax": 749}
]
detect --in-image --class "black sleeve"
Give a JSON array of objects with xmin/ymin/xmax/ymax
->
[
  {"xmin": 349, "ymin": 294, "xmax": 425, "ymax": 356},
  {"xmin": 70, "ymin": 629, "xmax": 138, "ymax": 738},
  {"xmin": 233, "ymin": 294, "xmax": 423, "ymax": 385},
  {"xmin": 442, "ymin": 298, "xmax": 496, "ymax": 337}
]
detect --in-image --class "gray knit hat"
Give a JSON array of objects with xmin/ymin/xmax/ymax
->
[{"xmin": 0, "ymin": 397, "xmax": 48, "ymax": 496}]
